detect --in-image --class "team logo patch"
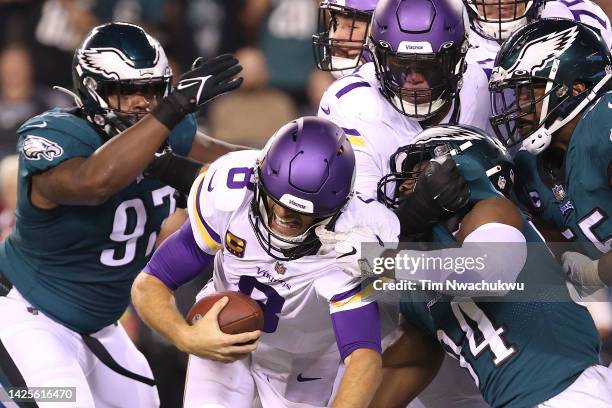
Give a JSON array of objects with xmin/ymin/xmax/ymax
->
[
  {"xmin": 22, "ymin": 135, "xmax": 64, "ymax": 161},
  {"xmin": 552, "ymin": 184, "xmax": 566, "ymax": 201},
  {"xmin": 225, "ymin": 230, "xmax": 246, "ymax": 258},
  {"xmin": 559, "ymin": 200, "xmax": 574, "ymax": 215},
  {"xmin": 274, "ymin": 262, "xmax": 286, "ymax": 275}
]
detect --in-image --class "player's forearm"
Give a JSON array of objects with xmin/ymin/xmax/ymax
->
[
  {"xmin": 332, "ymin": 348, "xmax": 382, "ymax": 408},
  {"xmin": 77, "ymin": 115, "xmax": 172, "ymax": 200},
  {"xmin": 187, "ymin": 131, "xmax": 252, "ymax": 163},
  {"xmin": 131, "ymin": 272, "xmax": 192, "ymax": 350}
]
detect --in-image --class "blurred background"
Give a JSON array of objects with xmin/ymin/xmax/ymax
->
[{"xmin": 0, "ymin": 0, "xmax": 610, "ymax": 406}]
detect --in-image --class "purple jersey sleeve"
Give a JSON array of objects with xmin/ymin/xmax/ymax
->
[
  {"xmin": 330, "ymin": 286, "xmax": 382, "ymax": 360},
  {"xmin": 144, "ymin": 220, "xmax": 214, "ymax": 290}
]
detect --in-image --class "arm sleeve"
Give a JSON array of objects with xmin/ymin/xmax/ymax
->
[
  {"xmin": 144, "ymin": 220, "xmax": 214, "ymax": 290},
  {"xmin": 167, "ymin": 113, "xmax": 197, "ymax": 156},
  {"xmin": 329, "ymin": 284, "xmax": 382, "ymax": 360}
]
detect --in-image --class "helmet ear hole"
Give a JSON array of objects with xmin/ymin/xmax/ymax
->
[{"xmin": 337, "ymin": 145, "xmax": 345, "ymax": 156}]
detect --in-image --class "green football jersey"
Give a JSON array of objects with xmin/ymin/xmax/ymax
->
[
  {"xmin": 0, "ymin": 108, "xmax": 196, "ymax": 334},
  {"xmin": 514, "ymin": 91, "xmax": 612, "ymax": 258},
  {"xmin": 400, "ymin": 167, "xmax": 600, "ymax": 407}
]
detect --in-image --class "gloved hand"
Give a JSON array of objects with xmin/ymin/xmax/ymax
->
[
  {"xmin": 316, "ymin": 225, "xmax": 386, "ymax": 278},
  {"xmin": 153, "ymin": 54, "xmax": 243, "ymax": 129},
  {"xmin": 396, "ymin": 158, "xmax": 470, "ymax": 234},
  {"xmin": 562, "ymin": 251, "xmax": 603, "ymax": 296}
]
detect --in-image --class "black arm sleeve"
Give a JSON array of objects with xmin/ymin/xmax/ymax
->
[{"xmin": 145, "ymin": 152, "xmax": 203, "ymax": 196}]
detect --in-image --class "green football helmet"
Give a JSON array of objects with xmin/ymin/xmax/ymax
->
[
  {"xmin": 70, "ymin": 22, "xmax": 172, "ymax": 138},
  {"xmin": 378, "ymin": 124, "xmax": 515, "ymax": 208},
  {"xmin": 489, "ymin": 18, "xmax": 612, "ymax": 154}
]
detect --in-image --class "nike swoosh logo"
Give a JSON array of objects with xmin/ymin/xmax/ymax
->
[
  {"xmin": 297, "ymin": 374, "xmax": 322, "ymax": 382},
  {"xmin": 337, "ymin": 247, "xmax": 357, "ymax": 259},
  {"xmin": 25, "ymin": 121, "xmax": 47, "ymax": 129},
  {"xmin": 207, "ymin": 171, "xmax": 216, "ymax": 192},
  {"xmin": 176, "ymin": 80, "xmax": 200, "ymax": 90},
  {"xmin": 321, "ymin": 105, "xmax": 330, "ymax": 115}
]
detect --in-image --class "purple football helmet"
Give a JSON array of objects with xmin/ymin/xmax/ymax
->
[
  {"xmin": 463, "ymin": 0, "xmax": 545, "ymax": 43},
  {"xmin": 370, "ymin": 0, "xmax": 468, "ymax": 119},
  {"xmin": 313, "ymin": 0, "xmax": 378, "ymax": 78},
  {"xmin": 249, "ymin": 116, "xmax": 356, "ymax": 260}
]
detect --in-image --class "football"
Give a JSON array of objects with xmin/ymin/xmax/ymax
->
[{"xmin": 186, "ymin": 291, "xmax": 265, "ymax": 334}]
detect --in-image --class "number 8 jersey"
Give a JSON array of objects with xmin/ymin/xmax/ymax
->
[
  {"xmin": 0, "ymin": 108, "xmax": 196, "ymax": 334},
  {"xmin": 187, "ymin": 150, "xmax": 400, "ymax": 356}
]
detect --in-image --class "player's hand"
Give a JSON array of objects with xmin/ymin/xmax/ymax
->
[
  {"xmin": 396, "ymin": 158, "xmax": 470, "ymax": 234},
  {"xmin": 316, "ymin": 225, "xmax": 384, "ymax": 278},
  {"xmin": 562, "ymin": 251, "xmax": 603, "ymax": 296},
  {"xmin": 179, "ymin": 297, "xmax": 261, "ymax": 363},
  {"xmin": 152, "ymin": 54, "xmax": 243, "ymax": 129}
]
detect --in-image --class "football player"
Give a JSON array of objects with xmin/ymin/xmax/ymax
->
[
  {"xmin": 329, "ymin": 125, "xmax": 611, "ymax": 407},
  {"xmin": 318, "ymin": 0, "xmax": 492, "ymax": 200},
  {"xmin": 489, "ymin": 19, "xmax": 612, "ymax": 294},
  {"xmin": 131, "ymin": 117, "xmax": 400, "ymax": 407},
  {"xmin": 463, "ymin": 0, "xmax": 612, "ymax": 78},
  {"xmin": 312, "ymin": 0, "xmax": 377, "ymax": 78},
  {"xmin": 0, "ymin": 22, "xmax": 244, "ymax": 407}
]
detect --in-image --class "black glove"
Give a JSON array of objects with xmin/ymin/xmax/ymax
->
[
  {"xmin": 396, "ymin": 158, "xmax": 470, "ymax": 234},
  {"xmin": 144, "ymin": 150, "xmax": 203, "ymax": 196},
  {"xmin": 152, "ymin": 54, "xmax": 243, "ymax": 129}
]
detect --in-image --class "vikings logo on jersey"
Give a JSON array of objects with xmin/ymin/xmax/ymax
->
[{"xmin": 22, "ymin": 135, "xmax": 64, "ymax": 161}]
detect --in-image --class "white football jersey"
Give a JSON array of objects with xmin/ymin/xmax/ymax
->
[
  {"xmin": 186, "ymin": 150, "xmax": 400, "ymax": 357},
  {"xmin": 465, "ymin": 0, "xmax": 612, "ymax": 76},
  {"xmin": 317, "ymin": 62, "xmax": 491, "ymax": 199}
]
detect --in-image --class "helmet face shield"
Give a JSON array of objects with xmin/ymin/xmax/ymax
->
[
  {"xmin": 379, "ymin": 52, "xmax": 452, "ymax": 118},
  {"xmin": 373, "ymin": 42, "xmax": 465, "ymax": 119},
  {"xmin": 100, "ymin": 77, "xmax": 170, "ymax": 127},
  {"xmin": 313, "ymin": 3, "xmax": 373, "ymax": 75},
  {"xmin": 490, "ymin": 73, "xmax": 562, "ymax": 148}
]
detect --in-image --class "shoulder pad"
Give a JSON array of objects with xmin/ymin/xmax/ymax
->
[
  {"xmin": 18, "ymin": 108, "xmax": 101, "ymax": 149},
  {"xmin": 320, "ymin": 71, "xmax": 384, "ymax": 123},
  {"xmin": 187, "ymin": 150, "xmax": 259, "ymax": 253}
]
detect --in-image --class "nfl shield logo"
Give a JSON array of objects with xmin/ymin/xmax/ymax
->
[
  {"xmin": 552, "ymin": 184, "xmax": 566, "ymax": 201},
  {"xmin": 497, "ymin": 176, "xmax": 506, "ymax": 190},
  {"xmin": 275, "ymin": 262, "xmax": 286, "ymax": 275}
]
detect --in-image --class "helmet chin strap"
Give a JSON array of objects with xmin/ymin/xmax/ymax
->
[{"xmin": 523, "ymin": 71, "xmax": 612, "ymax": 155}]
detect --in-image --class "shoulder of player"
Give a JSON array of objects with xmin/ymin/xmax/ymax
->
[
  {"xmin": 320, "ymin": 68, "xmax": 384, "ymax": 123},
  {"xmin": 189, "ymin": 149, "xmax": 259, "ymax": 217},
  {"xmin": 462, "ymin": 62, "xmax": 489, "ymax": 92},
  {"xmin": 573, "ymin": 91, "xmax": 612, "ymax": 148},
  {"xmin": 17, "ymin": 108, "xmax": 101, "ymax": 148},
  {"xmin": 334, "ymin": 195, "xmax": 400, "ymax": 237}
]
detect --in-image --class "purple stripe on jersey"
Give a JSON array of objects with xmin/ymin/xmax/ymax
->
[
  {"xmin": 559, "ymin": 0, "xmax": 583, "ymax": 7},
  {"xmin": 144, "ymin": 220, "xmax": 214, "ymax": 290},
  {"xmin": 573, "ymin": 9, "xmax": 608, "ymax": 28},
  {"xmin": 195, "ymin": 177, "xmax": 221, "ymax": 243},
  {"xmin": 558, "ymin": 0, "xmax": 608, "ymax": 28},
  {"xmin": 330, "ymin": 285, "xmax": 362, "ymax": 302},
  {"xmin": 477, "ymin": 58, "xmax": 494, "ymax": 65},
  {"xmin": 331, "ymin": 301, "xmax": 382, "ymax": 360},
  {"xmin": 341, "ymin": 127, "xmax": 361, "ymax": 136},
  {"xmin": 335, "ymin": 81, "xmax": 371, "ymax": 99}
]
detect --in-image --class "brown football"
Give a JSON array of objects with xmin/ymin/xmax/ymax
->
[{"xmin": 186, "ymin": 291, "xmax": 264, "ymax": 334}]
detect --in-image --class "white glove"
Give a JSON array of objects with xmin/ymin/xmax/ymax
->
[
  {"xmin": 316, "ymin": 224, "xmax": 385, "ymax": 278},
  {"xmin": 562, "ymin": 251, "xmax": 603, "ymax": 296}
]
